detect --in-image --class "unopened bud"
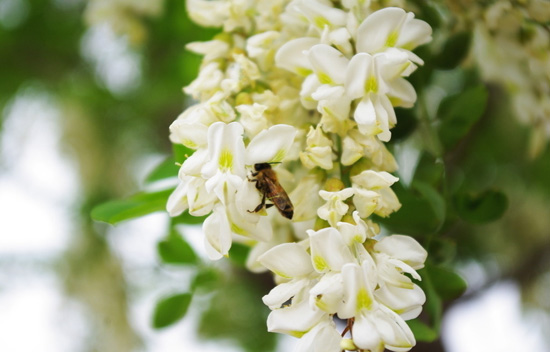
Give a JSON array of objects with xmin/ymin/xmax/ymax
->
[
  {"xmin": 235, "ymin": 92, "xmax": 253, "ymax": 106},
  {"xmin": 324, "ymin": 178, "xmax": 345, "ymax": 192},
  {"xmin": 340, "ymin": 338, "xmax": 357, "ymax": 351}
]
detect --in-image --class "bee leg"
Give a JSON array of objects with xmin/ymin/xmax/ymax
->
[
  {"xmin": 265, "ymin": 203, "xmax": 274, "ymax": 209},
  {"xmin": 248, "ymin": 193, "xmax": 267, "ymax": 213}
]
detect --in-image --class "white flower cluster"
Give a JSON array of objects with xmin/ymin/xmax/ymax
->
[
  {"xmin": 470, "ymin": 0, "xmax": 550, "ymax": 157},
  {"xmin": 167, "ymin": 1, "xmax": 432, "ymax": 350},
  {"xmin": 84, "ymin": 0, "xmax": 164, "ymax": 44}
]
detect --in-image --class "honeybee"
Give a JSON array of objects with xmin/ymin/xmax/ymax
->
[{"xmin": 249, "ymin": 163, "xmax": 294, "ymax": 220}]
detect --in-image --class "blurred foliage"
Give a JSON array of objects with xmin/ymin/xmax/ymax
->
[{"xmin": 1, "ymin": 0, "xmax": 550, "ymax": 351}]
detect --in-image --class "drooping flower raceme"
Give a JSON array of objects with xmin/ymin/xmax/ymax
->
[{"xmin": 168, "ymin": 1, "xmax": 432, "ymax": 351}]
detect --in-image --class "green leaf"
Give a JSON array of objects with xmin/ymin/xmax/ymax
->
[
  {"xmin": 157, "ymin": 230, "xmax": 198, "ymax": 265},
  {"xmin": 434, "ymin": 31, "xmax": 472, "ymax": 70},
  {"xmin": 413, "ymin": 153, "xmax": 445, "ymax": 187},
  {"xmin": 173, "ymin": 143, "xmax": 194, "ymax": 164},
  {"xmin": 375, "ymin": 182, "xmax": 443, "ymax": 236},
  {"xmin": 198, "ymin": 269, "xmax": 277, "ymax": 352},
  {"xmin": 437, "ymin": 85, "xmax": 488, "ymax": 151},
  {"xmin": 191, "ymin": 267, "xmax": 220, "ymax": 293},
  {"xmin": 145, "ymin": 157, "xmax": 179, "ymax": 184},
  {"xmin": 427, "ymin": 265, "xmax": 467, "ymax": 301},
  {"xmin": 430, "ymin": 237, "xmax": 457, "ymax": 265},
  {"xmin": 91, "ymin": 188, "xmax": 173, "ymax": 225},
  {"xmin": 407, "ymin": 319, "xmax": 438, "ymax": 342},
  {"xmin": 228, "ymin": 242, "xmax": 251, "ymax": 267},
  {"xmin": 417, "ymin": 267, "xmax": 443, "ymax": 332},
  {"xmin": 413, "ymin": 180, "xmax": 446, "ymax": 228},
  {"xmin": 453, "ymin": 190, "xmax": 508, "ymax": 224},
  {"xmin": 152, "ymin": 292, "xmax": 192, "ymax": 329}
]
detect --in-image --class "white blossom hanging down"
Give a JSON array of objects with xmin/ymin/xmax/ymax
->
[{"xmin": 167, "ymin": 1, "xmax": 432, "ymax": 351}]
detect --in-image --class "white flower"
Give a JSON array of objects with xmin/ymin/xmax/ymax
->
[
  {"xmin": 236, "ymin": 103, "xmax": 269, "ymax": 138},
  {"xmin": 345, "ymin": 49, "xmax": 415, "ymax": 141},
  {"xmin": 186, "ymin": 0, "xmax": 230, "ymax": 28},
  {"xmin": 317, "ymin": 188, "xmax": 354, "ymax": 227},
  {"xmin": 340, "ymin": 262, "xmax": 417, "ymax": 352},
  {"xmin": 184, "ymin": 62, "xmax": 225, "ymax": 101},
  {"xmin": 352, "ymin": 170, "xmax": 401, "ymax": 218},
  {"xmin": 341, "ymin": 129, "xmax": 398, "ymax": 171},
  {"xmin": 259, "ymin": 243, "xmax": 326, "ymax": 335},
  {"xmin": 201, "ymin": 121, "xmax": 247, "ymax": 202},
  {"xmin": 186, "ymin": 39, "xmax": 231, "ymax": 63},
  {"xmin": 289, "ymin": 174, "xmax": 323, "ymax": 222},
  {"xmin": 276, "ymin": 37, "xmax": 320, "ymax": 76},
  {"xmin": 295, "ymin": 316, "xmax": 342, "ymax": 352},
  {"xmin": 308, "ymin": 227, "xmax": 355, "ymax": 273},
  {"xmin": 336, "ymin": 211, "xmax": 379, "ymax": 245},
  {"xmin": 246, "ymin": 31, "xmax": 281, "ymax": 70},
  {"xmin": 203, "ymin": 204, "xmax": 233, "ymax": 260},
  {"xmin": 355, "ymin": 7, "xmax": 432, "ymax": 64},
  {"xmin": 299, "ymin": 125, "xmax": 334, "ymax": 170}
]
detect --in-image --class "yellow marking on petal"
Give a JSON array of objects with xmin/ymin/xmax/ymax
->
[
  {"xmin": 318, "ymin": 72, "xmax": 334, "ymax": 85},
  {"xmin": 218, "ymin": 148, "xmax": 234, "ymax": 171},
  {"xmin": 296, "ymin": 67, "xmax": 313, "ymax": 77},
  {"xmin": 389, "ymin": 96, "xmax": 403, "ymax": 106},
  {"xmin": 356, "ymin": 288, "xmax": 373, "ymax": 311},
  {"xmin": 182, "ymin": 139, "xmax": 197, "ymax": 149},
  {"xmin": 364, "ymin": 76, "xmax": 378, "ymax": 93},
  {"xmin": 353, "ymin": 234, "xmax": 363, "ymax": 243},
  {"xmin": 385, "ymin": 30, "xmax": 399, "ymax": 47},
  {"xmin": 230, "ymin": 222, "xmax": 246, "ymax": 236},
  {"xmin": 289, "ymin": 331, "xmax": 306, "ymax": 338},
  {"xmin": 313, "ymin": 255, "xmax": 328, "ymax": 272},
  {"xmin": 271, "ymin": 148, "xmax": 287, "ymax": 163},
  {"xmin": 272, "ymin": 269, "xmax": 292, "ymax": 279},
  {"xmin": 397, "ymin": 281, "xmax": 415, "ymax": 289},
  {"xmin": 314, "ymin": 16, "xmax": 330, "ymax": 29},
  {"xmin": 314, "ymin": 294, "xmax": 329, "ymax": 312}
]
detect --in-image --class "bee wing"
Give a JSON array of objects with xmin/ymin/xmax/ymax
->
[{"xmin": 264, "ymin": 177, "xmax": 294, "ymax": 219}]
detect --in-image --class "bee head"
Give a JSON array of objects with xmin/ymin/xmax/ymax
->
[{"xmin": 254, "ymin": 163, "xmax": 272, "ymax": 171}]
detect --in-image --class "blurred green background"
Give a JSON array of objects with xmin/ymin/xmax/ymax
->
[{"xmin": 1, "ymin": 1, "xmax": 549, "ymax": 352}]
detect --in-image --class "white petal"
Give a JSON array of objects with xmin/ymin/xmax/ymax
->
[
  {"xmin": 356, "ymin": 7, "xmax": 408, "ymax": 53},
  {"xmin": 352, "ymin": 188, "xmax": 379, "ymax": 219},
  {"xmin": 308, "ymin": 44, "xmax": 349, "ymax": 85},
  {"xmin": 396, "ymin": 17, "xmax": 433, "ymax": 49},
  {"xmin": 374, "ymin": 235, "xmax": 427, "ymax": 270},
  {"xmin": 352, "ymin": 313, "xmax": 384, "ymax": 352},
  {"xmin": 245, "ymin": 124, "xmax": 297, "ymax": 165},
  {"xmin": 375, "ymin": 305, "xmax": 416, "ymax": 351},
  {"xmin": 352, "ymin": 170, "xmax": 399, "ymax": 189},
  {"xmin": 266, "ymin": 298, "xmax": 325, "ymax": 335},
  {"xmin": 166, "ymin": 180, "xmax": 189, "ymax": 217},
  {"xmin": 202, "ymin": 121, "xmax": 245, "ymax": 178},
  {"xmin": 388, "ymin": 78, "xmax": 417, "ymax": 108},
  {"xmin": 309, "ymin": 272, "xmax": 344, "ymax": 313},
  {"xmin": 374, "ymin": 284, "xmax": 426, "ymax": 320},
  {"xmin": 186, "ymin": 0, "xmax": 229, "ymax": 27},
  {"xmin": 181, "ymin": 148, "xmax": 209, "ymax": 176},
  {"xmin": 187, "ymin": 177, "xmax": 217, "ymax": 216},
  {"xmin": 169, "ymin": 120, "xmax": 208, "ymax": 149},
  {"xmin": 276, "ymin": 37, "xmax": 320, "ymax": 75},
  {"xmin": 354, "ymin": 96, "xmax": 380, "ymax": 136},
  {"xmin": 346, "ymin": 53, "xmax": 374, "ymax": 99},
  {"xmin": 202, "ymin": 206, "xmax": 232, "ymax": 260},
  {"xmin": 308, "ymin": 228, "xmax": 355, "ymax": 272},
  {"xmin": 258, "ymin": 243, "xmax": 314, "ymax": 278},
  {"xmin": 263, "ymin": 279, "xmax": 309, "ymax": 309},
  {"xmin": 295, "ymin": 318, "xmax": 342, "ymax": 352}
]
